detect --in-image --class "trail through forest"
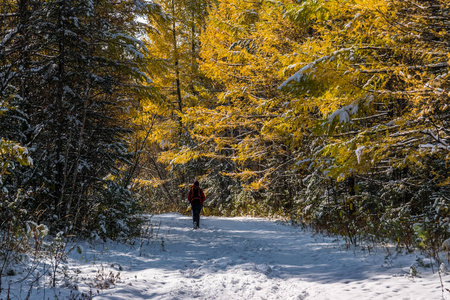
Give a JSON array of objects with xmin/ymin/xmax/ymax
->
[
  {"xmin": 4, "ymin": 213, "xmax": 449, "ymax": 299},
  {"xmin": 89, "ymin": 214, "xmax": 447, "ymax": 300}
]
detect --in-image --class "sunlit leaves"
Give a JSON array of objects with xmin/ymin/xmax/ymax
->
[{"xmin": 0, "ymin": 138, "xmax": 33, "ymax": 184}]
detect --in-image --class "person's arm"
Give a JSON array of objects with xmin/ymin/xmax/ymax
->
[
  {"xmin": 200, "ymin": 189, "xmax": 206, "ymax": 205},
  {"xmin": 187, "ymin": 187, "xmax": 192, "ymax": 203}
]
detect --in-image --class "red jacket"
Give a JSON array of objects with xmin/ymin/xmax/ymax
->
[{"xmin": 188, "ymin": 185, "xmax": 205, "ymax": 205}]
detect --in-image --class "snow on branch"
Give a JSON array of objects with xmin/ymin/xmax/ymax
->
[
  {"xmin": 420, "ymin": 129, "xmax": 450, "ymax": 151},
  {"xmin": 0, "ymin": 28, "xmax": 18, "ymax": 49},
  {"xmin": 355, "ymin": 146, "xmax": 365, "ymax": 164},
  {"xmin": 0, "ymin": 68, "xmax": 15, "ymax": 89},
  {"xmin": 418, "ymin": 143, "xmax": 449, "ymax": 151},
  {"xmin": 327, "ymin": 102, "xmax": 358, "ymax": 124},
  {"xmin": 278, "ymin": 47, "xmax": 353, "ymax": 90},
  {"xmin": 360, "ymin": 61, "xmax": 449, "ymax": 74}
]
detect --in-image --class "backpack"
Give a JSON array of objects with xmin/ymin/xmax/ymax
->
[{"xmin": 191, "ymin": 186, "xmax": 201, "ymax": 203}]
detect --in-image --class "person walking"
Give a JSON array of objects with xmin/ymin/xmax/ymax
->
[{"xmin": 187, "ymin": 181, "xmax": 205, "ymax": 229}]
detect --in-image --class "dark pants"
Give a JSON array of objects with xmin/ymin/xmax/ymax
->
[{"xmin": 191, "ymin": 200, "xmax": 202, "ymax": 228}]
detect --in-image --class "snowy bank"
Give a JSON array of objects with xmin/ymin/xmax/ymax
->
[{"xmin": 1, "ymin": 213, "xmax": 449, "ymax": 299}]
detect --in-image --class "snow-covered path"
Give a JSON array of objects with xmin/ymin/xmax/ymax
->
[{"xmin": 87, "ymin": 214, "xmax": 448, "ymax": 300}]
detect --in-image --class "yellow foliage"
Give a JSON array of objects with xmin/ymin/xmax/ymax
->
[
  {"xmin": 133, "ymin": 178, "xmax": 170, "ymax": 188},
  {"xmin": 244, "ymin": 179, "xmax": 265, "ymax": 191},
  {"xmin": 0, "ymin": 138, "xmax": 33, "ymax": 171},
  {"xmin": 132, "ymin": 0, "xmax": 449, "ymax": 201}
]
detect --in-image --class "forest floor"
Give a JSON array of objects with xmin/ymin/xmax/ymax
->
[{"xmin": 3, "ymin": 213, "xmax": 450, "ymax": 299}]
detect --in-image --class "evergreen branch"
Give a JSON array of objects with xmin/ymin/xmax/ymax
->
[{"xmin": 360, "ymin": 62, "xmax": 449, "ymax": 74}]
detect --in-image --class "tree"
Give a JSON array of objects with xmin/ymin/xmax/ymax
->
[
  {"xmin": 130, "ymin": 0, "xmax": 212, "ymax": 211},
  {"xmin": 278, "ymin": 0, "xmax": 449, "ymax": 246},
  {"xmin": 0, "ymin": 0, "xmax": 153, "ymax": 237},
  {"xmin": 170, "ymin": 0, "xmax": 312, "ymax": 215}
]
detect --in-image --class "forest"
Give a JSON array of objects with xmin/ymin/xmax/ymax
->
[{"xmin": 1, "ymin": 0, "xmax": 449, "ymax": 273}]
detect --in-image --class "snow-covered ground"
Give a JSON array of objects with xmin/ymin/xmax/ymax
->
[{"xmin": 2, "ymin": 213, "xmax": 450, "ymax": 299}]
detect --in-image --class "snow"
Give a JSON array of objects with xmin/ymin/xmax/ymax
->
[
  {"xmin": 278, "ymin": 48, "xmax": 353, "ymax": 90},
  {"xmin": 419, "ymin": 143, "xmax": 450, "ymax": 151},
  {"xmin": 355, "ymin": 146, "xmax": 365, "ymax": 164},
  {"xmin": 2, "ymin": 213, "xmax": 449, "ymax": 300},
  {"xmin": 0, "ymin": 28, "xmax": 18, "ymax": 48},
  {"xmin": 444, "ymin": 238, "xmax": 450, "ymax": 251},
  {"xmin": 328, "ymin": 103, "xmax": 358, "ymax": 124}
]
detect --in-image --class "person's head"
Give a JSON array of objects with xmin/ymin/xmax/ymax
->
[{"xmin": 194, "ymin": 181, "xmax": 199, "ymax": 186}]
